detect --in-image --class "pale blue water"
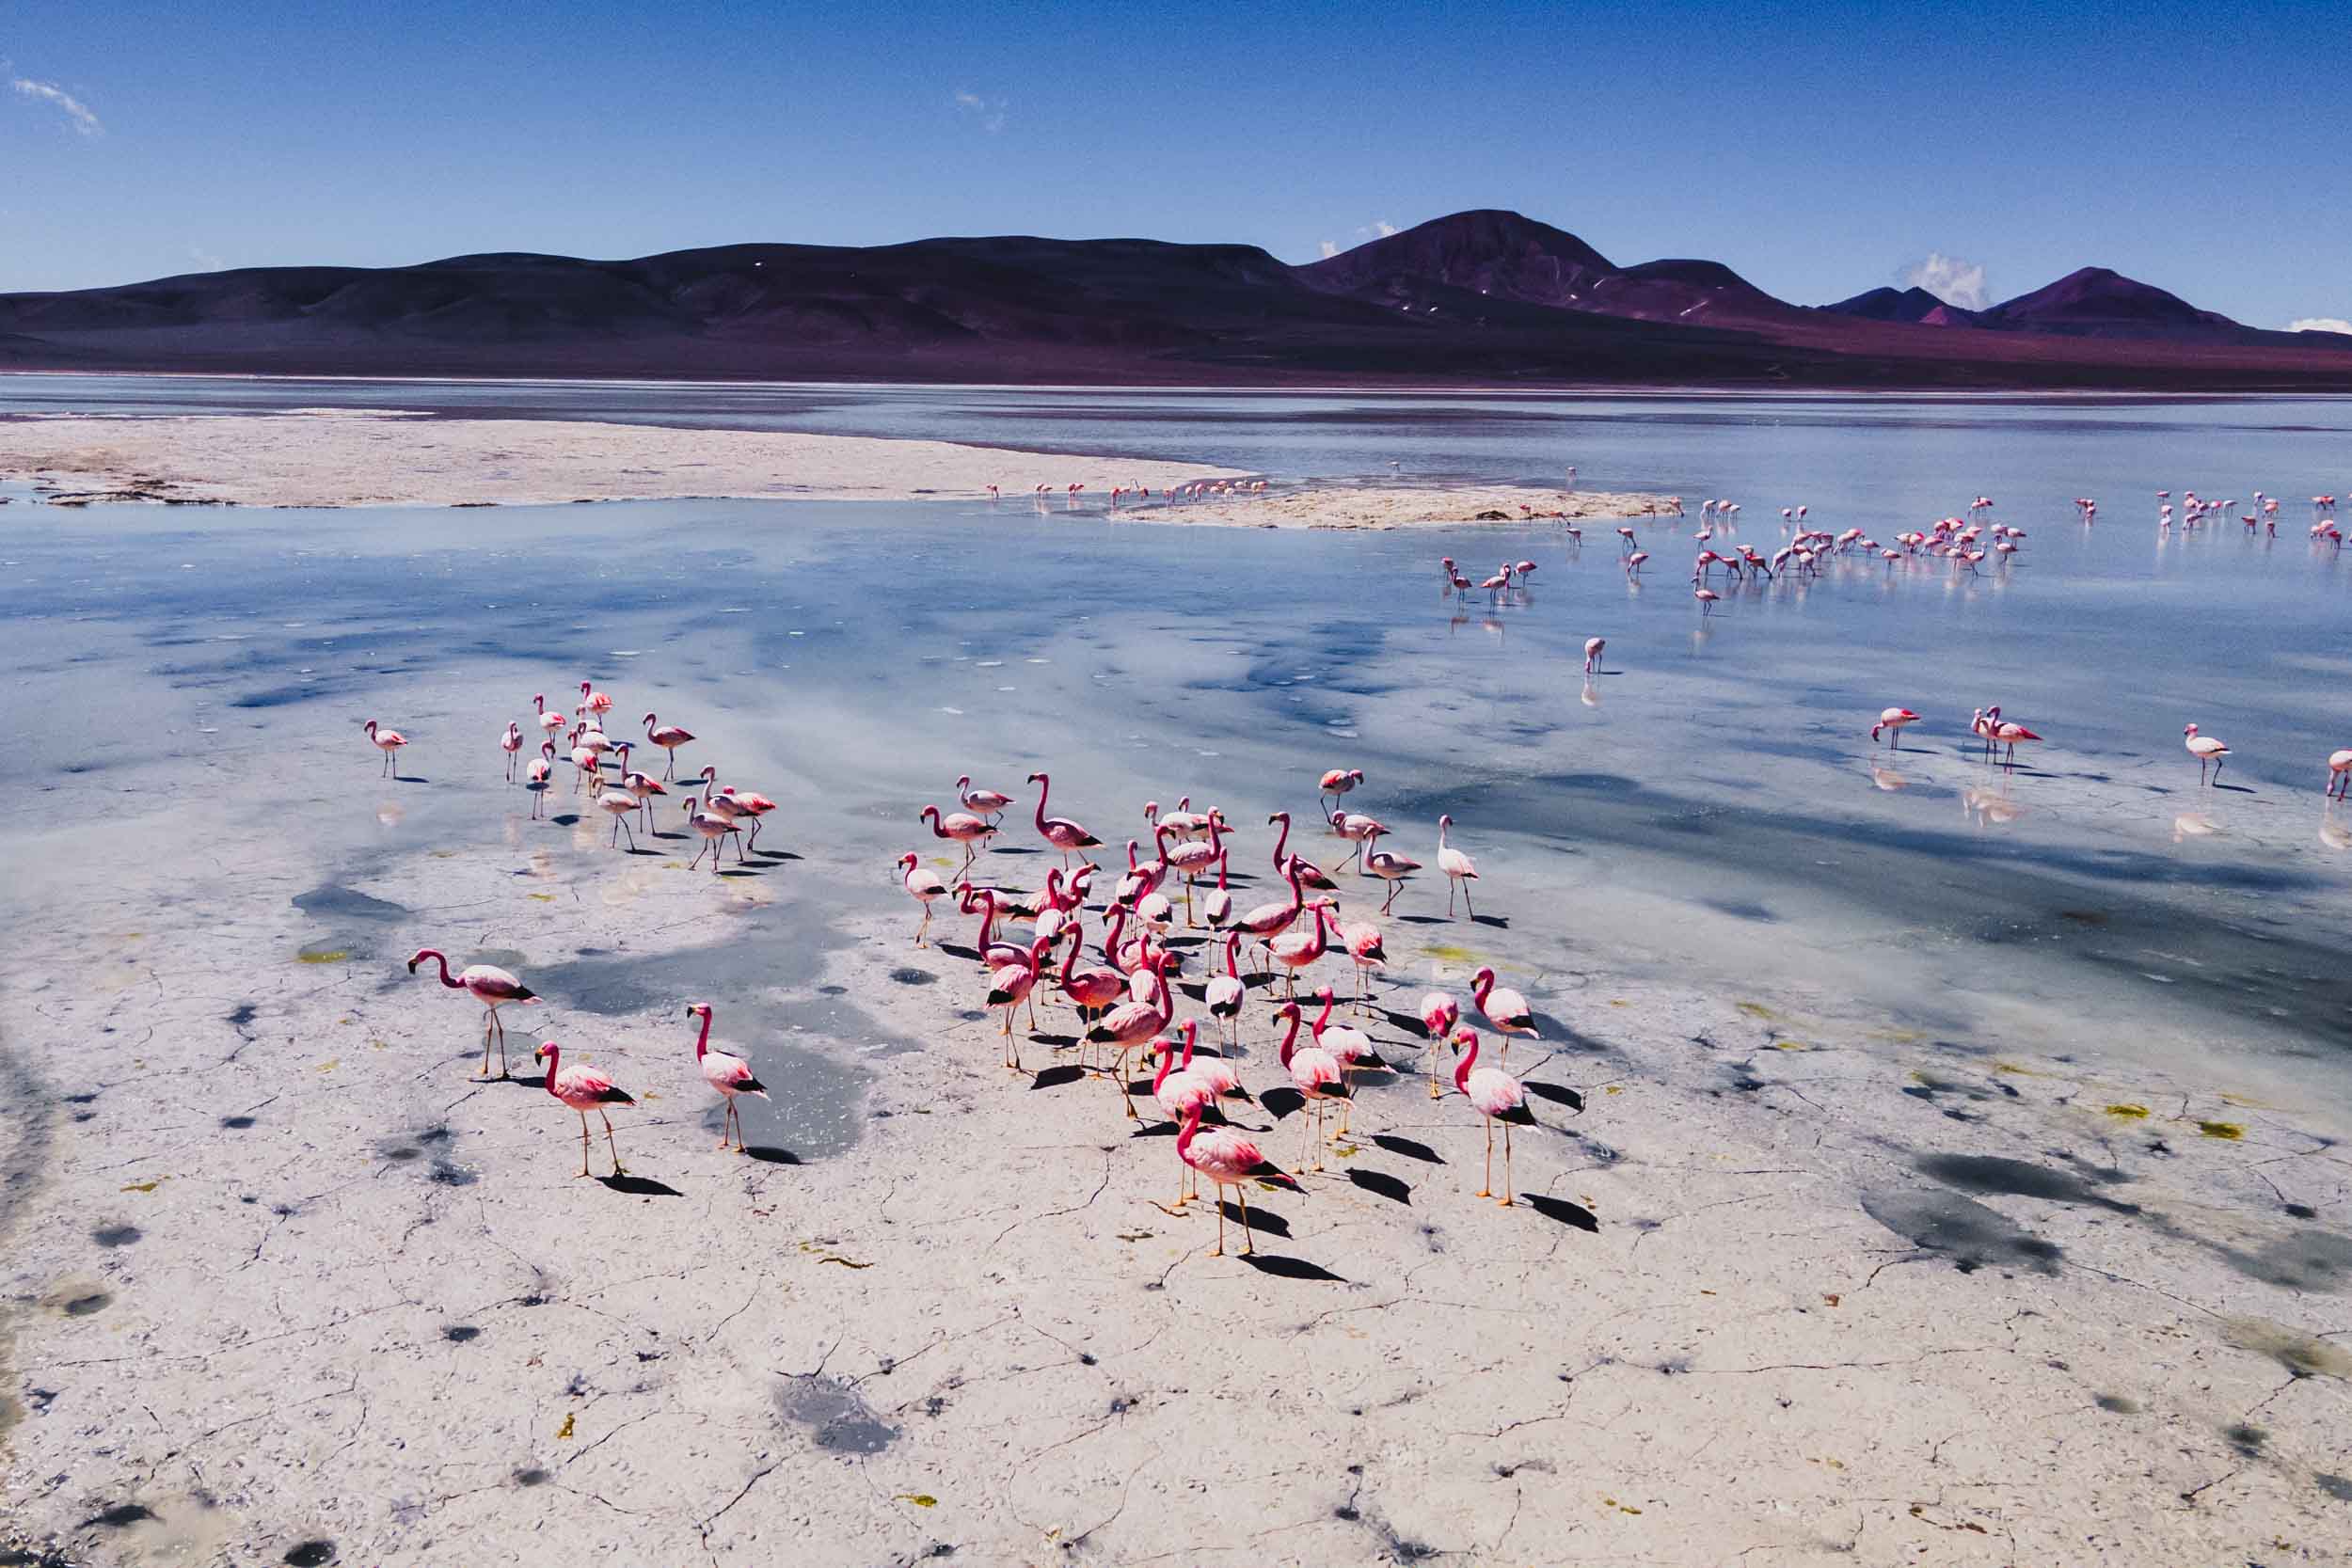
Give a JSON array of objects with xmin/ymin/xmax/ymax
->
[{"xmin": 5, "ymin": 375, "xmax": 2350, "ymax": 1111}]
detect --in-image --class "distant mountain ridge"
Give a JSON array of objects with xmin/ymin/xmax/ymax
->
[{"xmin": 2, "ymin": 211, "xmax": 2344, "ymax": 390}]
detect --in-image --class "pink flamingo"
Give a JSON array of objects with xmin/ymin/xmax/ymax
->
[
  {"xmin": 2328, "ymin": 749, "xmax": 2352, "ymax": 800},
  {"xmin": 532, "ymin": 1042, "xmax": 633, "ymax": 1178},
  {"xmin": 956, "ymin": 774, "xmax": 1014, "ymax": 823},
  {"xmin": 501, "ymin": 721, "xmax": 524, "ymax": 782},
  {"xmin": 1361, "ymin": 828, "xmax": 1421, "ymax": 915},
  {"xmin": 985, "ymin": 935, "xmax": 1054, "ymax": 1068},
  {"xmin": 1338, "ymin": 913, "xmax": 1387, "ymax": 1013},
  {"xmin": 1266, "ymin": 898, "xmax": 1337, "ymax": 998},
  {"xmin": 526, "ymin": 740, "xmax": 555, "ymax": 817},
  {"xmin": 1419, "ymin": 992, "xmax": 1461, "ymax": 1099},
  {"xmin": 719, "ymin": 784, "xmax": 777, "ymax": 855},
  {"xmin": 1273, "ymin": 1001, "xmax": 1345, "ymax": 1171},
  {"xmin": 596, "ymin": 784, "xmax": 645, "ymax": 849},
  {"xmin": 683, "ymin": 799, "xmax": 740, "ymax": 872},
  {"xmin": 1176, "ymin": 1103, "xmax": 1266, "ymax": 1257},
  {"xmin": 1437, "ymin": 815, "xmax": 1480, "ymax": 917},
  {"xmin": 408, "ymin": 947, "xmax": 540, "ymax": 1079},
  {"xmin": 642, "ymin": 712, "xmax": 694, "ymax": 779},
  {"xmin": 1470, "ymin": 966, "xmax": 1539, "ymax": 1054},
  {"xmin": 1267, "ymin": 811, "xmax": 1337, "ymax": 892},
  {"xmin": 362, "ymin": 720, "xmax": 407, "ymax": 777},
  {"xmin": 685, "ymin": 1003, "xmax": 769, "ymax": 1152},
  {"xmin": 579, "ymin": 679, "xmax": 614, "ymax": 721},
  {"xmin": 1583, "ymin": 636, "xmax": 1605, "ymax": 674},
  {"xmin": 1310, "ymin": 987, "xmax": 1376, "ymax": 1134},
  {"xmin": 533, "ymin": 692, "xmax": 567, "ymax": 737},
  {"xmin": 959, "ymin": 885, "xmax": 1031, "ymax": 971},
  {"xmin": 1057, "ymin": 924, "xmax": 1129, "ymax": 1039},
  {"xmin": 1694, "ymin": 586, "xmax": 1721, "ymax": 615},
  {"xmin": 1328, "ymin": 809, "xmax": 1385, "ymax": 873},
  {"xmin": 1026, "ymin": 771, "xmax": 1103, "ymax": 867},
  {"xmin": 1982, "ymin": 707, "xmax": 2042, "ymax": 771},
  {"xmin": 1319, "ymin": 768, "xmax": 1364, "ymax": 810},
  {"xmin": 1871, "ymin": 707, "xmax": 1919, "ymax": 747},
  {"xmin": 899, "ymin": 852, "xmax": 950, "ymax": 944},
  {"xmin": 1204, "ymin": 931, "xmax": 1247, "ymax": 1047},
  {"xmin": 1451, "ymin": 1026, "xmax": 1528, "ymax": 1204},
  {"xmin": 1236, "ymin": 856, "xmax": 1309, "ymax": 951},
  {"xmin": 2183, "ymin": 722, "xmax": 2230, "ymax": 784},
  {"xmin": 921, "ymin": 803, "xmax": 997, "ymax": 872},
  {"xmin": 1087, "ymin": 950, "xmax": 1173, "ymax": 1116},
  {"xmin": 1160, "ymin": 816, "xmax": 1224, "ymax": 926},
  {"xmin": 1201, "ymin": 850, "xmax": 1235, "ymax": 930},
  {"xmin": 1152, "ymin": 1032, "xmax": 1222, "ymax": 1192}
]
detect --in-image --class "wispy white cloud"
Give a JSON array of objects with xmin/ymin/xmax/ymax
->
[
  {"xmin": 951, "ymin": 87, "xmax": 1006, "ymax": 134},
  {"xmin": 10, "ymin": 76, "xmax": 102, "ymax": 136},
  {"xmin": 1318, "ymin": 240, "xmax": 1339, "ymax": 260},
  {"xmin": 2289, "ymin": 316, "xmax": 2352, "ymax": 335},
  {"xmin": 1899, "ymin": 251, "xmax": 1988, "ymax": 310},
  {"xmin": 188, "ymin": 245, "xmax": 227, "ymax": 273}
]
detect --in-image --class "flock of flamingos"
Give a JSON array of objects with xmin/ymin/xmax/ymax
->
[
  {"xmin": 359, "ymin": 485, "xmax": 2352, "ymax": 1259},
  {"xmin": 377, "ymin": 680, "xmax": 1543, "ymax": 1259}
]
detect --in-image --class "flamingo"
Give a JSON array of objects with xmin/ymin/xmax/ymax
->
[
  {"xmin": 533, "ymin": 693, "xmax": 567, "ymax": 737},
  {"xmin": 643, "ymin": 712, "xmax": 694, "ymax": 779},
  {"xmin": 1201, "ymin": 850, "xmax": 1235, "ymax": 930},
  {"xmin": 959, "ymin": 885, "xmax": 1032, "ymax": 971},
  {"xmin": 526, "ymin": 740, "xmax": 555, "ymax": 817},
  {"xmin": 1273, "ymin": 1001, "xmax": 1345, "ymax": 1172},
  {"xmin": 1338, "ymin": 914, "xmax": 1387, "ymax": 1014},
  {"xmin": 1204, "ymin": 931, "xmax": 1247, "ymax": 1048},
  {"xmin": 1266, "ymin": 898, "xmax": 1338, "ymax": 998},
  {"xmin": 1267, "ymin": 811, "xmax": 1337, "ymax": 891},
  {"xmin": 2328, "ymin": 748, "xmax": 2352, "ymax": 800},
  {"xmin": 956, "ymin": 774, "xmax": 1013, "ymax": 823},
  {"xmin": 1175, "ymin": 1103, "xmax": 1266, "ymax": 1257},
  {"xmin": 899, "ymin": 852, "xmax": 950, "ymax": 944},
  {"xmin": 1871, "ymin": 707, "xmax": 1920, "ymax": 748},
  {"xmin": 985, "ymin": 935, "xmax": 1055, "ymax": 1068},
  {"xmin": 1983, "ymin": 707, "xmax": 2042, "ymax": 771},
  {"xmin": 1027, "ymin": 771, "xmax": 1103, "ymax": 867},
  {"xmin": 579, "ymin": 679, "xmax": 613, "ymax": 722},
  {"xmin": 532, "ymin": 1042, "xmax": 633, "ymax": 1178},
  {"xmin": 719, "ymin": 785, "xmax": 777, "ymax": 855},
  {"xmin": 1235, "ymin": 852, "xmax": 1308, "ymax": 948},
  {"xmin": 1328, "ymin": 809, "xmax": 1384, "ymax": 872},
  {"xmin": 407, "ymin": 947, "xmax": 539, "ymax": 1079},
  {"xmin": 1437, "ymin": 814, "xmax": 1480, "ymax": 917},
  {"xmin": 1451, "ymin": 1026, "xmax": 1528, "ymax": 1204},
  {"xmin": 1470, "ymin": 965, "xmax": 1539, "ymax": 1054},
  {"xmin": 2184, "ymin": 722, "xmax": 2230, "ymax": 784},
  {"xmin": 921, "ymin": 803, "xmax": 998, "ymax": 872},
  {"xmin": 1056, "ymin": 924, "xmax": 1129, "ymax": 1040},
  {"xmin": 1419, "ymin": 992, "xmax": 1461, "ymax": 1100},
  {"xmin": 1160, "ymin": 817, "xmax": 1224, "ymax": 926},
  {"xmin": 685, "ymin": 1003, "xmax": 769, "ymax": 1151},
  {"xmin": 1360, "ymin": 828, "xmax": 1421, "ymax": 915},
  {"xmin": 501, "ymin": 721, "xmax": 524, "ymax": 782},
  {"xmin": 1152, "ymin": 1032, "xmax": 1223, "ymax": 1192},
  {"xmin": 621, "ymin": 768, "xmax": 668, "ymax": 816},
  {"xmin": 683, "ymin": 800, "xmax": 739, "ymax": 872},
  {"xmin": 1310, "ymin": 987, "xmax": 1377, "ymax": 1133},
  {"xmin": 1583, "ymin": 637, "xmax": 1605, "ymax": 674},
  {"xmin": 1625, "ymin": 550, "xmax": 1648, "ymax": 576},
  {"xmin": 1087, "ymin": 950, "xmax": 1173, "ymax": 1116},
  {"xmin": 1694, "ymin": 586, "xmax": 1720, "ymax": 614},
  {"xmin": 1319, "ymin": 768, "xmax": 1364, "ymax": 811},
  {"xmin": 362, "ymin": 720, "xmax": 407, "ymax": 776},
  {"xmin": 596, "ymin": 785, "xmax": 645, "ymax": 849}
]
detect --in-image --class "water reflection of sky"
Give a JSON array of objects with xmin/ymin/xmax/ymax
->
[{"xmin": 5, "ymin": 382, "xmax": 2351, "ymax": 1108}]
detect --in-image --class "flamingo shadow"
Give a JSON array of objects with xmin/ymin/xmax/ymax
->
[
  {"xmin": 1027, "ymin": 1065, "xmax": 1088, "ymax": 1091},
  {"xmin": 742, "ymin": 1146, "xmax": 803, "ymax": 1165},
  {"xmin": 1470, "ymin": 913, "xmax": 1511, "ymax": 930},
  {"xmin": 1347, "ymin": 1169, "xmax": 1412, "ymax": 1206},
  {"xmin": 1524, "ymin": 1194, "xmax": 1599, "ymax": 1231},
  {"xmin": 1242, "ymin": 1254, "xmax": 1344, "ymax": 1282},
  {"xmin": 599, "ymin": 1173, "xmax": 683, "ymax": 1197},
  {"xmin": 1523, "ymin": 1081, "xmax": 1585, "ymax": 1113},
  {"xmin": 1259, "ymin": 1086, "xmax": 1306, "ymax": 1121},
  {"xmin": 1219, "ymin": 1198, "xmax": 1291, "ymax": 1238}
]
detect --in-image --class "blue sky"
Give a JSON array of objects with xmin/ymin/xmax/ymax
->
[{"xmin": 4, "ymin": 0, "xmax": 2346, "ymax": 331}]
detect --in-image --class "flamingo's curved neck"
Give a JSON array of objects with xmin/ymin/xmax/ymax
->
[
  {"xmin": 1176, "ymin": 1103, "xmax": 1201, "ymax": 1160},
  {"xmin": 1270, "ymin": 814, "xmax": 1290, "ymax": 871},
  {"xmin": 1438, "ymin": 818, "xmax": 1452, "ymax": 852},
  {"xmin": 1454, "ymin": 1036, "xmax": 1479, "ymax": 1091},
  {"xmin": 1103, "ymin": 902, "xmax": 1126, "ymax": 959},
  {"xmin": 1225, "ymin": 934, "xmax": 1240, "ymax": 978},
  {"xmin": 1472, "ymin": 970, "xmax": 1494, "ymax": 1008},
  {"xmin": 1215, "ymin": 849, "xmax": 1229, "ymax": 890},
  {"xmin": 1152, "ymin": 1041, "xmax": 1177, "ymax": 1094},
  {"xmin": 1277, "ymin": 1009, "xmax": 1301, "ymax": 1067},
  {"xmin": 1178, "ymin": 1021, "xmax": 1197, "ymax": 1069},
  {"xmin": 1312, "ymin": 991, "xmax": 1335, "ymax": 1037},
  {"xmin": 416, "ymin": 949, "xmax": 459, "ymax": 989},
  {"xmin": 540, "ymin": 1045, "xmax": 563, "ymax": 1097},
  {"xmin": 1059, "ymin": 927, "xmax": 1082, "ymax": 983},
  {"xmin": 976, "ymin": 895, "xmax": 998, "ymax": 951},
  {"xmin": 1152, "ymin": 962, "xmax": 1171, "ymax": 1015},
  {"xmin": 1031, "ymin": 774, "xmax": 1052, "ymax": 832},
  {"xmin": 692, "ymin": 1012, "xmax": 711, "ymax": 1060}
]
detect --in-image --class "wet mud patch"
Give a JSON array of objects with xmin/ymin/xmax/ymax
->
[
  {"xmin": 1917, "ymin": 1153, "xmax": 2138, "ymax": 1213},
  {"xmin": 282, "ymin": 1542, "xmax": 337, "ymax": 1566},
  {"xmin": 2221, "ymin": 1316, "xmax": 2352, "ymax": 1378},
  {"xmin": 1859, "ymin": 1187, "xmax": 2062, "ymax": 1275},
  {"xmin": 90, "ymin": 1225, "xmax": 141, "ymax": 1248},
  {"xmin": 774, "ymin": 1374, "xmax": 898, "ymax": 1453},
  {"xmin": 292, "ymin": 885, "xmax": 409, "ymax": 922}
]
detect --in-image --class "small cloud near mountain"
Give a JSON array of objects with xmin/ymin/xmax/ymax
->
[
  {"xmin": 2291, "ymin": 317, "xmax": 2352, "ymax": 335},
  {"xmin": 1899, "ymin": 251, "xmax": 1988, "ymax": 310}
]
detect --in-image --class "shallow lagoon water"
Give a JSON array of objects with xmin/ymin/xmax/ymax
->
[{"xmin": 4, "ymin": 381, "xmax": 2351, "ymax": 1125}]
